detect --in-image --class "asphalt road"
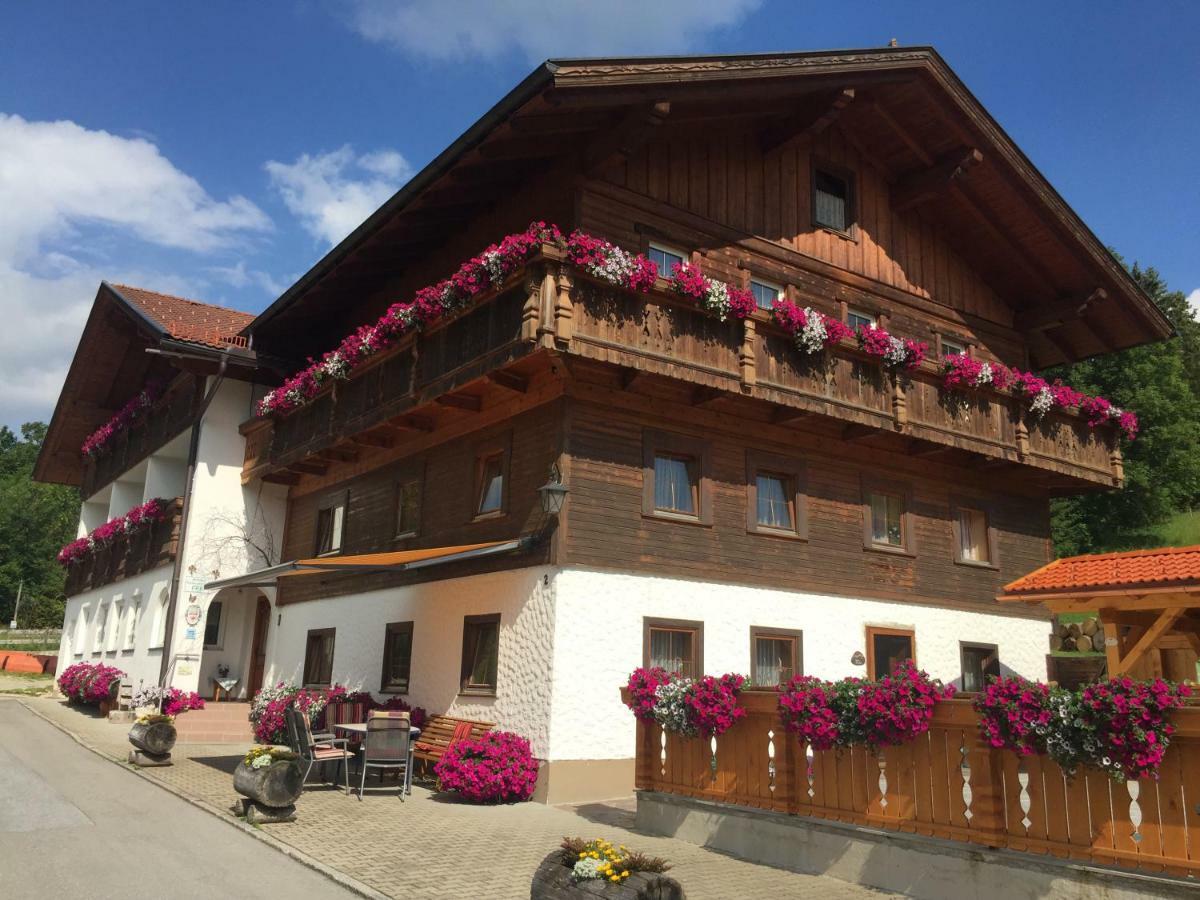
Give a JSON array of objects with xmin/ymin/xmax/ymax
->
[{"xmin": 0, "ymin": 699, "xmax": 358, "ymax": 899}]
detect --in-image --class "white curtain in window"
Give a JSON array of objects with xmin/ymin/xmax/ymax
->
[
  {"xmin": 654, "ymin": 456, "xmax": 695, "ymax": 514},
  {"xmin": 959, "ymin": 508, "xmax": 987, "ymax": 561},
  {"xmin": 754, "ymin": 637, "xmax": 793, "ymax": 686},
  {"xmin": 871, "ymin": 493, "xmax": 901, "ymax": 545},
  {"xmin": 756, "ymin": 475, "xmax": 790, "ymax": 528},
  {"xmin": 650, "ymin": 629, "xmax": 693, "ymax": 677}
]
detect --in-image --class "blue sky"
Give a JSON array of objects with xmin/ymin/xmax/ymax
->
[{"xmin": 1, "ymin": 1, "xmax": 1197, "ymax": 426}]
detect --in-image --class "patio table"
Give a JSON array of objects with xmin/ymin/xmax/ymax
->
[{"xmin": 333, "ymin": 723, "xmax": 421, "ymax": 795}]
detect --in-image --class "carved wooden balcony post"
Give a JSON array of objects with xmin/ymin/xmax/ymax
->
[
  {"xmin": 553, "ymin": 261, "xmax": 574, "ymax": 349},
  {"xmin": 1110, "ymin": 435, "xmax": 1125, "ymax": 487},
  {"xmin": 891, "ymin": 373, "xmax": 907, "ymax": 430},
  {"xmin": 520, "ymin": 263, "xmax": 543, "ymax": 343},
  {"xmin": 1014, "ymin": 399, "xmax": 1030, "ymax": 460},
  {"xmin": 739, "ymin": 319, "xmax": 757, "ymax": 389}
]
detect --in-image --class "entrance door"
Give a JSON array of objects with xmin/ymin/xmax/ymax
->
[{"xmin": 247, "ymin": 596, "xmax": 270, "ymax": 697}]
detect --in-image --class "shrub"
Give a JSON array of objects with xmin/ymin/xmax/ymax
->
[
  {"xmin": 851, "ymin": 661, "xmax": 954, "ymax": 750},
  {"xmin": 132, "ymin": 685, "xmax": 205, "ymax": 715},
  {"xmin": 778, "ymin": 676, "xmax": 841, "ymax": 751},
  {"xmin": 623, "ymin": 668, "xmax": 748, "ymax": 738},
  {"xmin": 57, "ymin": 662, "xmax": 125, "ymax": 705},
  {"xmin": 685, "ymin": 673, "xmax": 747, "ymax": 738},
  {"xmin": 973, "ymin": 676, "xmax": 1053, "ymax": 757},
  {"xmin": 624, "ymin": 666, "xmax": 670, "ymax": 723},
  {"xmin": 434, "ymin": 730, "xmax": 539, "ymax": 803},
  {"xmin": 249, "ymin": 682, "xmax": 334, "ymax": 744}
]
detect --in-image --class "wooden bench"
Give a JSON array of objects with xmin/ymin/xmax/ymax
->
[{"xmin": 412, "ymin": 715, "xmax": 493, "ymax": 772}]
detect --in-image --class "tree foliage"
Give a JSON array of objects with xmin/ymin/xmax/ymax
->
[
  {"xmin": 0, "ymin": 423, "xmax": 77, "ymax": 626},
  {"xmin": 1049, "ymin": 265, "xmax": 1200, "ymax": 556}
]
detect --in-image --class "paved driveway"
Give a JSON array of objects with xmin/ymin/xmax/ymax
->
[
  {"xmin": 0, "ymin": 699, "xmax": 358, "ymax": 900},
  {"xmin": 17, "ymin": 697, "xmax": 885, "ymax": 899}
]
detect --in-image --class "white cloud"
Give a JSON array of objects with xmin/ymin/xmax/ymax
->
[
  {"xmin": 209, "ymin": 260, "xmax": 287, "ymax": 298},
  {"xmin": 345, "ymin": 0, "xmax": 761, "ymax": 62},
  {"xmin": 265, "ymin": 145, "xmax": 413, "ymax": 247},
  {"xmin": 0, "ymin": 113, "xmax": 273, "ymax": 426},
  {"xmin": 1187, "ymin": 288, "xmax": 1200, "ymax": 318}
]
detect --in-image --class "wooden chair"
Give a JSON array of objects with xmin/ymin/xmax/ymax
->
[{"xmin": 286, "ymin": 707, "xmax": 351, "ymax": 795}]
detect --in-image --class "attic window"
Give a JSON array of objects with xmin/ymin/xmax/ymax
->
[{"xmin": 813, "ymin": 168, "xmax": 852, "ymax": 233}]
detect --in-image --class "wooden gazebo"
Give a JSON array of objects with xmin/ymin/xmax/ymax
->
[{"xmin": 999, "ymin": 545, "xmax": 1200, "ymax": 681}]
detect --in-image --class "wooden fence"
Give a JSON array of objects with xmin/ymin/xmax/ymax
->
[{"xmin": 628, "ymin": 689, "xmax": 1200, "ymax": 878}]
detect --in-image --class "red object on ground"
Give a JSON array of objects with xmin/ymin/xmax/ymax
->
[{"xmin": 1, "ymin": 652, "xmax": 45, "ymax": 673}]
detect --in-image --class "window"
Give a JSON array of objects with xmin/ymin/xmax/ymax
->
[
  {"xmin": 746, "ymin": 451, "xmax": 807, "ymax": 539},
  {"xmin": 302, "ymin": 628, "xmax": 336, "ymax": 686},
  {"xmin": 960, "ymin": 642, "xmax": 1000, "ymax": 693},
  {"xmin": 381, "ymin": 621, "xmax": 414, "ymax": 693},
  {"xmin": 314, "ymin": 494, "xmax": 347, "ymax": 556},
  {"xmin": 866, "ymin": 626, "xmax": 915, "ymax": 680},
  {"xmin": 122, "ymin": 599, "xmax": 138, "ymax": 651},
  {"xmin": 941, "ymin": 337, "xmax": 966, "ymax": 357},
  {"xmin": 73, "ymin": 606, "xmax": 88, "ymax": 656},
  {"xmin": 149, "ymin": 590, "xmax": 168, "ymax": 650},
  {"xmin": 648, "ymin": 242, "xmax": 687, "ymax": 277},
  {"xmin": 203, "ymin": 600, "xmax": 223, "ymax": 648},
  {"xmin": 644, "ymin": 618, "xmax": 703, "ymax": 678},
  {"xmin": 751, "ymin": 627, "xmax": 802, "ymax": 687},
  {"xmin": 750, "ymin": 279, "xmax": 782, "ymax": 311},
  {"xmin": 93, "ymin": 603, "xmax": 107, "ymax": 652},
  {"xmin": 395, "ymin": 478, "xmax": 422, "ymax": 538},
  {"xmin": 813, "ymin": 167, "xmax": 853, "ymax": 233},
  {"xmin": 847, "ymin": 308, "xmax": 875, "ymax": 332},
  {"xmin": 643, "ymin": 430, "xmax": 712, "ymax": 524},
  {"xmin": 460, "ymin": 614, "xmax": 500, "ymax": 695},
  {"xmin": 104, "ymin": 601, "xmax": 120, "ymax": 652},
  {"xmin": 476, "ymin": 454, "xmax": 504, "ymax": 515},
  {"xmin": 863, "ymin": 478, "xmax": 914, "ymax": 554},
  {"xmin": 955, "ymin": 506, "xmax": 993, "ymax": 565}
]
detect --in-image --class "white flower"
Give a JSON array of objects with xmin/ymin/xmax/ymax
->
[
  {"xmin": 572, "ymin": 857, "xmax": 604, "ymax": 882},
  {"xmin": 883, "ymin": 335, "xmax": 909, "ymax": 368},
  {"xmin": 653, "ymin": 678, "xmax": 697, "ymax": 736},
  {"xmin": 321, "ymin": 353, "xmax": 348, "ymax": 380},
  {"xmin": 481, "ymin": 249, "xmax": 506, "ymax": 286},
  {"xmin": 1029, "ymin": 386, "xmax": 1053, "ymax": 419},
  {"xmin": 251, "ymin": 753, "xmax": 274, "ymax": 770},
  {"xmin": 705, "ymin": 281, "xmax": 731, "ymax": 321},
  {"xmin": 976, "ymin": 362, "xmax": 994, "ymax": 387},
  {"xmin": 582, "ymin": 242, "xmax": 639, "ymax": 288},
  {"xmin": 796, "ymin": 308, "xmax": 829, "ymax": 354}
]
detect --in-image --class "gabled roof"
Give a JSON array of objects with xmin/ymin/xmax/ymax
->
[
  {"xmin": 244, "ymin": 46, "xmax": 1173, "ymax": 369},
  {"xmin": 34, "ymin": 283, "xmax": 256, "ymax": 487},
  {"xmin": 110, "ymin": 284, "xmax": 252, "ymax": 350},
  {"xmin": 1002, "ymin": 545, "xmax": 1200, "ymax": 598}
]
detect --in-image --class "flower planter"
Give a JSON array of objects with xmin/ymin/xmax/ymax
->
[
  {"xmin": 128, "ymin": 720, "xmax": 177, "ymax": 754},
  {"xmin": 530, "ymin": 851, "xmax": 685, "ymax": 900},
  {"xmin": 232, "ymin": 759, "xmax": 303, "ymax": 824}
]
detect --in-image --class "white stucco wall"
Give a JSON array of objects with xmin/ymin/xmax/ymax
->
[
  {"xmin": 55, "ymin": 563, "xmax": 173, "ymax": 693},
  {"xmin": 58, "ymin": 377, "xmax": 286, "ymax": 698},
  {"xmin": 263, "ymin": 567, "xmax": 557, "ymax": 757},
  {"xmin": 546, "ymin": 567, "xmax": 1051, "ymax": 762}
]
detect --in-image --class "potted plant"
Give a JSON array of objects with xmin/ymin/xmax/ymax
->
[
  {"xmin": 531, "ymin": 837, "xmax": 681, "ymax": 898},
  {"xmin": 232, "ymin": 746, "xmax": 303, "ymax": 824}
]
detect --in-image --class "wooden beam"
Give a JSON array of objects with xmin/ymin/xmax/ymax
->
[
  {"xmin": 349, "ymin": 431, "xmax": 393, "ymax": 449},
  {"xmin": 621, "ymin": 369, "xmax": 652, "ymax": 392},
  {"xmin": 1110, "ymin": 608, "xmax": 1184, "ymax": 676},
  {"xmin": 841, "ymin": 423, "xmax": 879, "ymax": 443},
  {"xmin": 316, "ymin": 446, "xmax": 358, "ymax": 463},
  {"xmin": 891, "ymin": 147, "xmax": 983, "ymax": 214},
  {"xmin": 907, "ymin": 441, "xmax": 951, "ymax": 458},
  {"xmin": 487, "ymin": 370, "xmax": 528, "ymax": 394},
  {"xmin": 1023, "ymin": 289, "xmax": 1107, "ymax": 333},
  {"xmin": 392, "ymin": 415, "xmax": 434, "ymax": 433},
  {"xmin": 952, "ymin": 182, "xmax": 1063, "ymax": 293},
  {"xmin": 262, "ymin": 472, "xmax": 301, "ymax": 486},
  {"xmin": 585, "ymin": 101, "xmax": 670, "ymax": 174},
  {"xmin": 1040, "ymin": 328, "xmax": 1079, "ymax": 364},
  {"xmin": 870, "ymin": 98, "xmax": 933, "ymax": 167},
  {"xmin": 288, "ymin": 460, "xmax": 328, "ymax": 476},
  {"xmin": 771, "ymin": 408, "xmax": 810, "ymax": 427},
  {"xmin": 436, "ymin": 393, "xmax": 483, "ymax": 413},
  {"xmin": 690, "ymin": 386, "xmax": 726, "ymax": 409},
  {"xmin": 759, "ymin": 89, "xmax": 855, "ymax": 155}
]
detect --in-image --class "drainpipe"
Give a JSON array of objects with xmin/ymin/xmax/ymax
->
[{"xmin": 157, "ymin": 351, "xmax": 230, "ymax": 684}]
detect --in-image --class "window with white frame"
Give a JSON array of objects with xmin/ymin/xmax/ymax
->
[
  {"xmin": 648, "ymin": 242, "xmax": 687, "ymax": 277},
  {"xmin": 73, "ymin": 605, "xmax": 88, "ymax": 656},
  {"xmin": 749, "ymin": 279, "xmax": 782, "ymax": 311},
  {"xmin": 847, "ymin": 308, "xmax": 876, "ymax": 332},
  {"xmin": 149, "ymin": 590, "xmax": 169, "ymax": 649},
  {"xmin": 105, "ymin": 600, "xmax": 120, "ymax": 652},
  {"xmin": 122, "ymin": 598, "xmax": 138, "ymax": 651},
  {"xmin": 93, "ymin": 603, "xmax": 108, "ymax": 653},
  {"xmin": 941, "ymin": 337, "xmax": 966, "ymax": 357}
]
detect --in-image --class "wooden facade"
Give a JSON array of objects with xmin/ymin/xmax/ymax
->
[
  {"xmin": 231, "ymin": 50, "xmax": 1171, "ymax": 612},
  {"xmin": 626, "ymin": 689, "xmax": 1200, "ymax": 878},
  {"xmin": 63, "ymin": 497, "xmax": 183, "ymax": 596}
]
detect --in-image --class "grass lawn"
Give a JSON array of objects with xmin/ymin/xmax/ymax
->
[
  {"xmin": 0, "ymin": 672, "xmax": 54, "ymax": 695},
  {"xmin": 1148, "ymin": 510, "xmax": 1200, "ymax": 547}
]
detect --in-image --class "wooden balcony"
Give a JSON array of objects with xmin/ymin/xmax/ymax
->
[
  {"xmin": 626, "ymin": 688, "xmax": 1200, "ymax": 878},
  {"xmin": 243, "ymin": 246, "xmax": 1124, "ymax": 490},
  {"xmin": 81, "ymin": 379, "xmax": 199, "ymax": 499},
  {"xmin": 64, "ymin": 497, "xmax": 183, "ymax": 597}
]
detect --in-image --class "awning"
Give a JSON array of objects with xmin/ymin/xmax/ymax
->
[{"xmin": 203, "ymin": 539, "xmax": 528, "ymax": 590}]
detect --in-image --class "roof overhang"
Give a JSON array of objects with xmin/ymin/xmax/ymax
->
[
  {"xmin": 204, "ymin": 539, "xmax": 528, "ymax": 591},
  {"xmin": 244, "ymin": 47, "xmax": 1173, "ymax": 370}
]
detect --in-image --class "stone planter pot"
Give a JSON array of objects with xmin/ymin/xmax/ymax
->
[
  {"xmin": 530, "ymin": 851, "xmax": 685, "ymax": 900},
  {"xmin": 232, "ymin": 759, "xmax": 303, "ymax": 824}
]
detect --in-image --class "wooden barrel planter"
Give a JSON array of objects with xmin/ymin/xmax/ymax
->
[
  {"xmin": 232, "ymin": 758, "xmax": 303, "ymax": 824},
  {"xmin": 530, "ymin": 851, "xmax": 685, "ymax": 900},
  {"xmin": 127, "ymin": 719, "xmax": 176, "ymax": 767}
]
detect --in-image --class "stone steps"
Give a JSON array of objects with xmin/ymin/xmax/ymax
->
[{"xmin": 173, "ymin": 702, "xmax": 254, "ymax": 744}]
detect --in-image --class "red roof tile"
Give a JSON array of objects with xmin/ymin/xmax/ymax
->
[
  {"xmin": 1003, "ymin": 545, "xmax": 1200, "ymax": 596},
  {"xmin": 112, "ymin": 284, "xmax": 253, "ymax": 349}
]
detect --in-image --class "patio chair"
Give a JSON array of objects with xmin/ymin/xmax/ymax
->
[
  {"xmin": 355, "ymin": 710, "xmax": 410, "ymax": 801},
  {"xmin": 286, "ymin": 706, "xmax": 351, "ymax": 795}
]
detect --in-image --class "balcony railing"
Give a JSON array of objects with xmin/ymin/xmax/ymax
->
[
  {"xmin": 625, "ymin": 688, "xmax": 1200, "ymax": 878},
  {"xmin": 82, "ymin": 379, "xmax": 199, "ymax": 499},
  {"xmin": 243, "ymin": 246, "xmax": 1124, "ymax": 489},
  {"xmin": 64, "ymin": 497, "xmax": 183, "ymax": 597}
]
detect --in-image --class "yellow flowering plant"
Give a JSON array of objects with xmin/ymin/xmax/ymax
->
[
  {"xmin": 243, "ymin": 745, "xmax": 299, "ymax": 770},
  {"xmin": 134, "ymin": 712, "xmax": 174, "ymax": 726},
  {"xmin": 561, "ymin": 837, "xmax": 670, "ymax": 885}
]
